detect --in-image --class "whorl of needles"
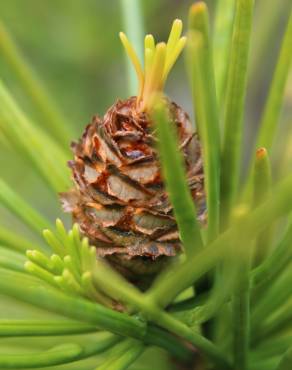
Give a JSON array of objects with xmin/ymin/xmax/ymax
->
[{"xmin": 119, "ymin": 19, "xmax": 186, "ymax": 111}]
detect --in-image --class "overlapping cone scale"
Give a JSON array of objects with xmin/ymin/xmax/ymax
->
[{"xmin": 61, "ymin": 97, "xmax": 205, "ymax": 279}]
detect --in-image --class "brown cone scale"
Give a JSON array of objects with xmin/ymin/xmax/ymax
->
[{"xmin": 60, "ymin": 97, "xmax": 205, "ymax": 280}]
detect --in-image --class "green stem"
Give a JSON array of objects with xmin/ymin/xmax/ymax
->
[
  {"xmin": 92, "ymin": 258, "xmax": 231, "ymax": 369},
  {"xmin": 120, "ymin": 0, "xmax": 144, "ymax": 96},
  {"xmin": 95, "ymin": 338, "xmax": 144, "ymax": 370},
  {"xmin": 221, "ymin": 0, "xmax": 254, "ymax": 225},
  {"xmin": 144, "ymin": 325, "xmax": 192, "ymax": 361},
  {"xmin": 0, "ymin": 335, "xmax": 120, "ymax": 369},
  {"xmin": 0, "ymin": 320, "xmax": 98, "ymax": 336},
  {"xmin": 188, "ymin": 3, "xmax": 220, "ymax": 241},
  {"xmin": 152, "ymin": 310, "xmax": 232, "ymax": 369},
  {"xmin": 148, "ymin": 173, "xmax": 292, "ymax": 307},
  {"xmin": 0, "ymin": 268, "xmax": 190, "ymax": 361},
  {"xmin": 0, "ymin": 268, "xmax": 146, "ymax": 337},
  {"xmin": 0, "ymin": 343, "xmax": 82, "ymax": 369},
  {"xmin": 0, "ymin": 20, "xmax": 73, "ymax": 147}
]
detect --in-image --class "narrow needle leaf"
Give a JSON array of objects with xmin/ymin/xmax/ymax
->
[
  {"xmin": 0, "ymin": 267, "xmax": 146, "ymax": 336},
  {"xmin": 0, "ymin": 246, "xmax": 26, "ymax": 272},
  {"xmin": 148, "ymin": 173, "xmax": 292, "ymax": 307},
  {"xmin": 243, "ymin": 12, "xmax": 292, "ymax": 197},
  {"xmin": 145, "ymin": 34, "xmax": 155, "ymax": 52},
  {"xmin": 252, "ymin": 148, "xmax": 273, "ymax": 264},
  {"xmin": 0, "ymin": 226, "xmax": 38, "ymax": 253},
  {"xmin": 221, "ymin": 0, "xmax": 254, "ymax": 225},
  {"xmin": 232, "ymin": 246, "xmax": 251, "ymax": 370},
  {"xmin": 166, "ymin": 19, "xmax": 183, "ymax": 57},
  {"xmin": 24, "ymin": 261, "xmax": 58, "ymax": 287},
  {"xmin": 256, "ymin": 12, "xmax": 292, "ymax": 151},
  {"xmin": 0, "ymin": 178, "xmax": 51, "ymax": 234},
  {"xmin": 26, "ymin": 250, "xmax": 53, "ymax": 271},
  {"xmin": 213, "ymin": 0, "xmax": 236, "ymax": 106},
  {"xmin": 0, "ymin": 319, "xmax": 97, "ymax": 336},
  {"xmin": 152, "ymin": 101, "xmax": 203, "ymax": 256},
  {"xmin": 163, "ymin": 36, "xmax": 187, "ymax": 81},
  {"xmin": 0, "ymin": 343, "xmax": 82, "ymax": 369},
  {"xmin": 276, "ymin": 346, "xmax": 292, "ymax": 370},
  {"xmin": 0, "ymin": 20, "xmax": 73, "ymax": 147},
  {"xmin": 251, "ymin": 223, "xmax": 292, "ymax": 288},
  {"xmin": 142, "ymin": 43, "xmax": 166, "ymax": 110},
  {"xmin": 188, "ymin": 2, "xmax": 221, "ymax": 241},
  {"xmin": 120, "ymin": 0, "xmax": 144, "ymax": 95},
  {"xmin": 95, "ymin": 339, "xmax": 144, "ymax": 370},
  {"xmin": 0, "ymin": 81, "xmax": 71, "ymax": 192},
  {"xmin": 119, "ymin": 32, "xmax": 144, "ymax": 96}
]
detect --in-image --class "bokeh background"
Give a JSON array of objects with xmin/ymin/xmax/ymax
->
[{"xmin": 0, "ymin": 1, "xmax": 291, "ymax": 368}]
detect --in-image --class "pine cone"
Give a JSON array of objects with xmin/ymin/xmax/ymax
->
[
  {"xmin": 60, "ymin": 97, "xmax": 205, "ymax": 279},
  {"xmin": 60, "ymin": 19, "xmax": 206, "ymax": 281}
]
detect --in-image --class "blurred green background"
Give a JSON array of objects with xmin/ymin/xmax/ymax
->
[
  {"xmin": 0, "ymin": 0, "xmax": 290, "ymax": 254},
  {"xmin": 0, "ymin": 1, "xmax": 291, "ymax": 368}
]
